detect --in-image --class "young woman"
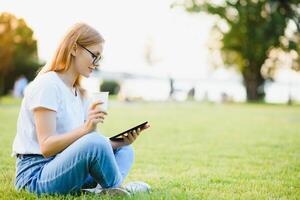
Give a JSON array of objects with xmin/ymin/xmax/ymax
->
[{"xmin": 12, "ymin": 23, "xmax": 150, "ymax": 196}]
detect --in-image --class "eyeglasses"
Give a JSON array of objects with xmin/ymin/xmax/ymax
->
[{"xmin": 77, "ymin": 44, "xmax": 102, "ymax": 66}]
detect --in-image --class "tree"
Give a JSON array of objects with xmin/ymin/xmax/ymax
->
[
  {"xmin": 177, "ymin": 0, "xmax": 300, "ymax": 100},
  {"xmin": 0, "ymin": 12, "xmax": 42, "ymax": 96}
]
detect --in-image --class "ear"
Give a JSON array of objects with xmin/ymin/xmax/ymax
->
[{"xmin": 71, "ymin": 43, "xmax": 77, "ymax": 56}]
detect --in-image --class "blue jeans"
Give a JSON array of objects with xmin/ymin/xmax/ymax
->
[{"xmin": 15, "ymin": 132, "xmax": 134, "ymax": 195}]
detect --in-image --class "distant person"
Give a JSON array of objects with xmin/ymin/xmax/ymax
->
[
  {"xmin": 12, "ymin": 23, "xmax": 151, "ymax": 196},
  {"xmin": 169, "ymin": 77, "xmax": 174, "ymax": 99},
  {"xmin": 13, "ymin": 75, "xmax": 28, "ymax": 98}
]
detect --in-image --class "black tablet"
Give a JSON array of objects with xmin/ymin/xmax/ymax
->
[{"xmin": 109, "ymin": 121, "xmax": 148, "ymax": 141}]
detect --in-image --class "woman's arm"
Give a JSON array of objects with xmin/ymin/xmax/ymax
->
[{"xmin": 34, "ymin": 101, "xmax": 106, "ymax": 158}]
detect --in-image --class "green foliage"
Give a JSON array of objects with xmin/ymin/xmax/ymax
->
[
  {"xmin": 0, "ymin": 12, "xmax": 43, "ymax": 96},
  {"xmin": 1, "ymin": 98, "xmax": 300, "ymax": 199},
  {"xmin": 100, "ymin": 80, "xmax": 120, "ymax": 95},
  {"xmin": 181, "ymin": 0, "xmax": 300, "ymax": 100}
]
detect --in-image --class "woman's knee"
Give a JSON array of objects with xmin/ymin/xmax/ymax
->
[
  {"xmin": 122, "ymin": 145, "xmax": 134, "ymax": 155},
  {"xmin": 78, "ymin": 132, "xmax": 112, "ymax": 155},
  {"xmin": 116, "ymin": 144, "xmax": 134, "ymax": 159}
]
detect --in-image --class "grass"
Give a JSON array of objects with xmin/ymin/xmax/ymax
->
[{"xmin": 0, "ymin": 96, "xmax": 300, "ymax": 199}]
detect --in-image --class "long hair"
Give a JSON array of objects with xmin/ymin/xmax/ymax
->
[{"xmin": 37, "ymin": 23, "xmax": 105, "ymax": 96}]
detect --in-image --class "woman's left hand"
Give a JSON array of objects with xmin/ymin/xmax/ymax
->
[
  {"xmin": 110, "ymin": 123, "xmax": 150, "ymax": 149},
  {"xmin": 123, "ymin": 123, "xmax": 150, "ymax": 145},
  {"xmin": 122, "ymin": 129, "xmax": 140, "ymax": 145}
]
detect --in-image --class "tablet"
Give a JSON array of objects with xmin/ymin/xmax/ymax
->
[{"xmin": 109, "ymin": 121, "xmax": 148, "ymax": 141}]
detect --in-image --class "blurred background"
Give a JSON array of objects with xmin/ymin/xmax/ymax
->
[
  {"xmin": 0, "ymin": 0, "xmax": 299, "ymax": 103},
  {"xmin": 1, "ymin": 1, "xmax": 300, "ymax": 199}
]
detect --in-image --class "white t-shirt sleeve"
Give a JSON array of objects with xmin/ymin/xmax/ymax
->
[{"xmin": 28, "ymin": 82, "xmax": 60, "ymax": 112}]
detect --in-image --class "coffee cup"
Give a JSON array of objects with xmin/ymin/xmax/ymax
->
[{"xmin": 90, "ymin": 92, "xmax": 109, "ymax": 112}]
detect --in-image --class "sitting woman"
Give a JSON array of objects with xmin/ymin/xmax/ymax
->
[{"xmin": 12, "ymin": 23, "xmax": 150, "ymax": 196}]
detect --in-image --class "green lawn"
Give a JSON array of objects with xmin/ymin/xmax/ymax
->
[{"xmin": 0, "ymin": 97, "xmax": 300, "ymax": 199}]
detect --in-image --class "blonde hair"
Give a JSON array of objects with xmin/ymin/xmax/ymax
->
[{"xmin": 38, "ymin": 23, "xmax": 105, "ymax": 96}]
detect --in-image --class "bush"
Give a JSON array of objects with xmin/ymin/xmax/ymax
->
[{"xmin": 100, "ymin": 80, "xmax": 120, "ymax": 95}]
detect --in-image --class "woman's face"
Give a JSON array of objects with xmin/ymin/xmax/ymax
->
[{"xmin": 73, "ymin": 43, "xmax": 103, "ymax": 77}]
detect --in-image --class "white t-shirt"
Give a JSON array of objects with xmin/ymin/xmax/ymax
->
[{"xmin": 12, "ymin": 71, "xmax": 90, "ymax": 157}]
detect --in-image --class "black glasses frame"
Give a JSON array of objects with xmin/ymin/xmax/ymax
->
[{"xmin": 77, "ymin": 43, "xmax": 102, "ymax": 65}]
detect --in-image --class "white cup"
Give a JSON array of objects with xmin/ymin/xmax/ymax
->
[{"xmin": 91, "ymin": 92, "xmax": 109, "ymax": 112}]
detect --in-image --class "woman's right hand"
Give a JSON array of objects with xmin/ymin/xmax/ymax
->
[{"xmin": 82, "ymin": 100, "xmax": 108, "ymax": 134}]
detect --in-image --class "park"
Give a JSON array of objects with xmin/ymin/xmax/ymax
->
[{"xmin": 0, "ymin": 0, "xmax": 300, "ymax": 199}]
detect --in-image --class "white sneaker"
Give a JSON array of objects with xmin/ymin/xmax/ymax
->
[
  {"xmin": 82, "ymin": 184, "xmax": 102, "ymax": 194},
  {"xmin": 99, "ymin": 188, "xmax": 130, "ymax": 196},
  {"xmin": 82, "ymin": 184, "xmax": 130, "ymax": 197},
  {"xmin": 123, "ymin": 181, "xmax": 151, "ymax": 195}
]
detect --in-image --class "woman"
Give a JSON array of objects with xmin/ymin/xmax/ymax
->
[{"xmin": 12, "ymin": 23, "xmax": 150, "ymax": 196}]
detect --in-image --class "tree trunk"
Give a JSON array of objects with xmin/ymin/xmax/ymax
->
[
  {"xmin": 0, "ymin": 74, "xmax": 4, "ymax": 97},
  {"xmin": 242, "ymin": 66, "xmax": 264, "ymax": 101},
  {"xmin": 244, "ymin": 77, "xmax": 259, "ymax": 100}
]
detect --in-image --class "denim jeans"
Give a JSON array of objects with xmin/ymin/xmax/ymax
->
[{"xmin": 15, "ymin": 132, "xmax": 134, "ymax": 195}]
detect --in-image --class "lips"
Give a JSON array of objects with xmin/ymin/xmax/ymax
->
[{"xmin": 88, "ymin": 67, "xmax": 94, "ymax": 73}]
